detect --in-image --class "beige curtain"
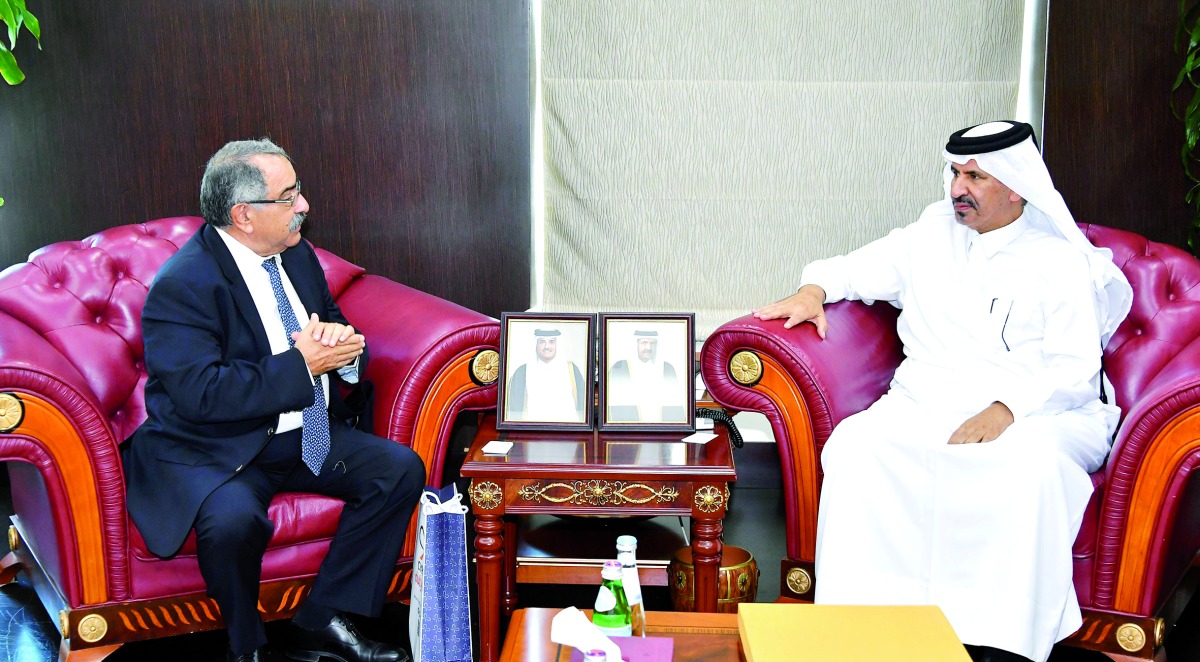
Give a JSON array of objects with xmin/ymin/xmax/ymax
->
[{"xmin": 540, "ymin": 1, "xmax": 1025, "ymax": 337}]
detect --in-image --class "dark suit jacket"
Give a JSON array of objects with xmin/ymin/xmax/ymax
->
[{"xmin": 123, "ymin": 224, "xmax": 366, "ymax": 558}]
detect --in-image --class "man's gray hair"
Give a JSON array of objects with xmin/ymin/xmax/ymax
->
[{"xmin": 199, "ymin": 138, "xmax": 291, "ymax": 228}]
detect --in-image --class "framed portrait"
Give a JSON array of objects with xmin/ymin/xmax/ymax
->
[
  {"xmin": 497, "ymin": 313, "xmax": 596, "ymax": 431},
  {"xmin": 599, "ymin": 313, "xmax": 695, "ymax": 432}
]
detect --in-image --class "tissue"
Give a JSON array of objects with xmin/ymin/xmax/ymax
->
[{"xmin": 550, "ymin": 607, "xmax": 623, "ymax": 662}]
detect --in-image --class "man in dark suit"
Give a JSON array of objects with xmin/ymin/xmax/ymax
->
[{"xmin": 122, "ymin": 139, "xmax": 424, "ymax": 662}]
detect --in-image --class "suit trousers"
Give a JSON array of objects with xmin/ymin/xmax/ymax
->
[{"xmin": 193, "ymin": 424, "xmax": 425, "ymax": 654}]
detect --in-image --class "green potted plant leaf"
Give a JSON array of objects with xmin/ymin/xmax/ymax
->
[
  {"xmin": 0, "ymin": 0, "xmax": 41, "ymax": 86},
  {"xmin": 1175, "ymin": 0, "xmax": 1200, "ymax": 254},
  {"xmin": 0, "ymin": 0, "xmax": 39, "ymax": 207}
]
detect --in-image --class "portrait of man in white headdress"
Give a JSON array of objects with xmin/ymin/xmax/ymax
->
[
  {"xmin": 503, "ymin": 326, "xmax": 588, "ymax": 424},
  {"xmin": 605, "ymin": 323, "xmax": 689, "ymax": 424}
]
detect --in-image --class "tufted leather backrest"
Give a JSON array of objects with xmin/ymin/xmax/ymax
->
[
  {"xmin": 1083, "ymin": 224, "xmax": 1200, "ymax": 417},
  {"xmin": 0, "ymin": 217, "xmax": 366, "ymax": 442}
]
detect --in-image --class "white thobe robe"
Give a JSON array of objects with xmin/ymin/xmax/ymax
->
[
  {"xmin": 608, "ymin": 359, "xmax": 684, "ymax": 422},
  {"xmin": 804, "ymin": 206, "xmax": 1116, "ymax": 662},
  {"xmin": 522, "ymin": 357, "xmax": 583, "ymax": 422}
]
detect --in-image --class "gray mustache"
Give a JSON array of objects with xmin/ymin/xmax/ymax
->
[
  {"xmin": 952, "ymin": 195, "xmax": 977, "ymax": 210},
  {"xmin": 289, "ymin": 213, "xmax": 307, "ymax": 232}
]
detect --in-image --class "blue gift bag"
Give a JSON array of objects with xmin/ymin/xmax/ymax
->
[{"xmin": 409, "ymin": 484, "xmax": 472, "ymax": 662}]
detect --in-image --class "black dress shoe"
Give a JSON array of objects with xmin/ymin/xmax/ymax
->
[
  {"xmin": 228, "ymin": 646, "xmax": 268, "ymax": 662},
  {"xmin": 284, "ymin": 614, "xmax": 410, "ymax": 662}
]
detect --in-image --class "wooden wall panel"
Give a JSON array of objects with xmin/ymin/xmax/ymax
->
[
  {"xmin": 0, "ymin": 0, "xmax": 530, "ymax": 318},
  {"xmin": 1044, "ymin": 0, "xmax": 1192, "ymax": 251}
]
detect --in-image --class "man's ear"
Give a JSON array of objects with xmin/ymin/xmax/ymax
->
[{"xmin": 230, "ymin": 203, "xmax": 254, "ymax": 233}]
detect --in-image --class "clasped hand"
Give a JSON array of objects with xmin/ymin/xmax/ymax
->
[{"xmin": 292, "ymin": 313, "xmax": 365, "ymax": 376}]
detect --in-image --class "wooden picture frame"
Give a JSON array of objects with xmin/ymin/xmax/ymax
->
[
  {"xmin": 497, "ymin": 312, "xmax": 596, "ymax": 431},
  {"xmin": 599, "ymin": 313, "xmax": 695, "ymax": 433}
]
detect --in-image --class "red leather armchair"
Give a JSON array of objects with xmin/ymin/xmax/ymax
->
[
  {"xmin": 701, "ymin": 224, "xmax": 1200, "ymax": 661},
  {"xmin": 0, "ymin": 217, "xmax": 501, "ymax": 661}
]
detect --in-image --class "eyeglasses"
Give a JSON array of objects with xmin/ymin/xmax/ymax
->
[{"xmin": 241, "ymin": 180, "xmax": 302, "ymax": 207}]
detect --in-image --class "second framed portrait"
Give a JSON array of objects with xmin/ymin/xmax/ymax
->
[
  {"xmin": 497, "ymin": 313, "xmax": 596, "ymax": 431},
  {"xmin": 599, "ymin": 313, "xmax": 695, "ymax": 432}
]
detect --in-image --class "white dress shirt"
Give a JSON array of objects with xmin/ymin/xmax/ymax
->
[{"xmin": 216, "ymin": 229, "xmax": 359, "ymax": 434}]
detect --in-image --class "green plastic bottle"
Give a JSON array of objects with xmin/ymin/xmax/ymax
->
[{"xmin": 592, "ymin": 560, "xmax": 632, "ymax": 636}]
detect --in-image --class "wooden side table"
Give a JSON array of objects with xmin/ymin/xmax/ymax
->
[{"xmin": 461, "ymin": 415, "xmax": 738, "ymax": 662}]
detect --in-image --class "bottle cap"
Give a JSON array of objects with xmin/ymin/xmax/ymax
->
[
  {"xmin": 616, "ymin": 535, "xmax": 638, "ymax": 551},
  {"xmin": 601, "ymin": 559, "xmax": 623, "ymax": 580}
]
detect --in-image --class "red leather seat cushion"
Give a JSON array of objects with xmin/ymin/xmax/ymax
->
[{"xmin": 127, "ymin": 493, "xmax": 345, "ymax": 600}]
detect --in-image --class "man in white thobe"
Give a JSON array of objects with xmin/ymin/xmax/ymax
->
[
  {"xmin": 752, "ymin": 121, "xmax": 1132, "ymax": 662},
  {"xmin": 505, "ymin": 328, "xmax": 587, "ymax": 423}
]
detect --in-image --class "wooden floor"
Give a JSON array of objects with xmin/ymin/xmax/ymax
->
[{"xmin": 0, "ymin": 477, "xmax": 1195, "ymax": 660}]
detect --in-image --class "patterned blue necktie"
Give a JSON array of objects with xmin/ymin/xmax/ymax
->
[{"xmin": 262, "ymin": 257, "xmax": 330, "ymax": 475}]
